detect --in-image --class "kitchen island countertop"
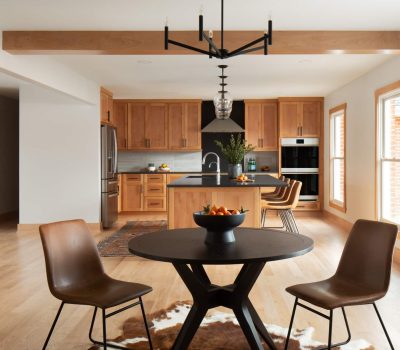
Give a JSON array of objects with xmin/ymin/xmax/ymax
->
[{"xmin": 167, "ymin": 174, "xmax": 286, "ymax": 188}]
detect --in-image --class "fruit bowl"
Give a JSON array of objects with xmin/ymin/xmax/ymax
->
[{"xmin": 193, "ymin": 211, "xmax": 246, "ymax": 245}]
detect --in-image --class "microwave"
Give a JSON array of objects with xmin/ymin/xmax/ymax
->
[{"xmin": 281, "ymin": 138, "xmax": 319, "ymax": 173}]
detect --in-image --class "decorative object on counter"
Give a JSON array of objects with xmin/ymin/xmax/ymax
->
[
  {"xmin": 215, "ymin": 134, "xmax": 255, "ymax": 178},
  {"xmin": 148, "ymin": 163, "xmax": 156, "ymax": 172},
  {"xmin": 193, "ymin": 205, "xmax": 247, "ymax": 244},
  {"xmin": 158, "ymin": 163, "xmax": 170, "ymax": 172},
  {"xmin": 163, "ymin": 0, "xmax": 273, "ymax": 59},
  {"xmin": 235, "ymin": 174, "xmax": 255, "ymax": 183},
  {"xmin": 247, "ymin": 158, "xmax": 257, "ymax": 172},
  {"xmin": 261, "ymin": 165, "xmax": 270, "ymax": 172}
]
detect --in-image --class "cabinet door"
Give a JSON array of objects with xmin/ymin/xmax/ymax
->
[
  {"xmin": 146, "ymin": 103, "xmax": 168, "ymax": 149},
  {"xmin": 168, "ymin": 103, "xmax": 185, "ymax": 149},
  {"xmin": 245, "ymin": 103, "xmax": 262, "ymax": 150},
  {"xmin": 122, "ymin": 175, "xmax": 143, "ymax": 211},
  {"xmin": 127, "ymin": 103, "xmax": 146, "ymax": 149},
  {"xmin": 185, "ymin": 103, "xmax": 201, "ymax": 150},
  {"xmin": 100, "ymin": 92, "xmax": 110, "ymax": 123},
  {"xmin": 301, "ymin": 101, "xmax": 321, "ymax": 137},
  {"xmin": 260, "ymin": 103, "xmax": 278, "ymax": 150},
  {"xmin": 113, "ymin": 102, "xmax": 127, "ymax": 150},
  {"xmin": 279, "ymin": 102, "xmax": 301, "ymax": 137}
]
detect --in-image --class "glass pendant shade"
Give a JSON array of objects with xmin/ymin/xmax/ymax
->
[{"xmin": 213, "ymin": 91, "xmax": 233, "ymax": 119}]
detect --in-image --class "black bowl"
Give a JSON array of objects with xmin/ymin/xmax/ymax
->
[{"xmin": 193, "ymin": 211, "xmax": 246, "ymax": 245}]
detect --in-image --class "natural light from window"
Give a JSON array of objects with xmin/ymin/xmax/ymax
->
[
  {"xmin": 329, "ymin": 105, "xmax": 346, "ymax": 211},
  {"xmin": 378, "ymin": 92, "xmax": 400, "ymax": 225}
]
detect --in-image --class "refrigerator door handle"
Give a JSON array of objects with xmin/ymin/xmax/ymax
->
[{"xmin": 113, "ymin": 128, "xmax": 118, "ymax": 175}]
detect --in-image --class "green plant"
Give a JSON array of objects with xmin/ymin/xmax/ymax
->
[{"xmin": 214, "ymin": 134, "xmax": 255, "ymax": 164}]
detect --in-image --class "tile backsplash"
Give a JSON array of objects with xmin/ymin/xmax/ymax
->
[{"xmin": 118, "ymin": 151, "xmax": 203, "ymax": 172}]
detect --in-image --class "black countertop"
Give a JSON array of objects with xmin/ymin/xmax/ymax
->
[
  {"xmin": 118, "ymin": 170, "xmax": 278, "ymax": 175},
  {"xmin": 167, "ymin": 174, "xmax": 286, "ymax": 188}
]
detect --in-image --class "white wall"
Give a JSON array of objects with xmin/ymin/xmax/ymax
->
[
  {"xmin": 19, "ymin": 83, "xmax": 100, "ymax": 224},
  {"xmin": 324, "ymin": 57, "xmax": 400, "ymax": 225},
  {"xmin": 0, "ymin": 95, "xmax": 18, "ymax": 215}
]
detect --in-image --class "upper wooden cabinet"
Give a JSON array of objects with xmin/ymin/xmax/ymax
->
[
  {"xmin": 145, "ymin": 103, "xmax": 168, "ymax": 150},
  {"xmin": 127, "ymin": 103, "xmax": 146, "ymax": 149},
  {"xmin": 279, "ymin": 98, "xmax": 323, "ymax": 138},
  {"xmin": 168, "ymin": 102, "xmax": 201, "ymax": 150},
  {"xmin": 100, "ymin": 87, "xmax": 113, "ymax": 124},
  {"xmin": 245, "ymin": 101, "xmax": 278, "ymax": 151},
  {"xmin": 113, "ymin": 101, "xmax": 128, "ymax": 150}
]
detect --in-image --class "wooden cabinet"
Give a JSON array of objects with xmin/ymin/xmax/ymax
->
[
  {"xmin": 279, "ymin": 99, "xmax": 322, "ymax": 138},
  {"xmin": 127, "ymin": 103, "xmax": 146, "ymax": 149},
  {"xmin": 113, "ymin": 101, "xmax": 127, "ymax": 150},
  {"xmin": 100, "ymin": 87, "xmax": 113, "ymax": 124},
  {"xmin": 121, "ymin": 174, "xmax": 167, "ymax": 212},
  {"xmin": 245, "ymin": 101, "xmax": 278, "ymax": 151},
  {"xmin": 168, "ymin": 102, "xmax": 201, "ymax": 150},
  {"xmin": 146, "ymin": 103, "xmax": 168, "ymax": 149},
  {"xmin": 122, "ymin": 174, "xmax": 143, "ymax": 211}
]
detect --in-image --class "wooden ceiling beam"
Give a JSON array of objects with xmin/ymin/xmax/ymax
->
[{"xmin": 3, "ymin": 30, "xmax": 400, "ymax": 55}]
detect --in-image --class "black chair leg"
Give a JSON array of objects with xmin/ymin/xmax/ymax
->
[
  {"xmin": 284, "ymin": 298, "xmax": 298, "ymax": 350},
  {"xmin": 42, "ymin": 302, "xmax": 64, "ymax": 350},
  {"xmin": 102, "ymin": 308, "xmax": 107, "ymax": 350},
  {"xmin": 139, "ymin": 297, "xmax": 154, "ymax": 350},
  {"xmin": 88, "ymin": 307, "xmax": 98, "ymax": 344},
  {"xmin": 327, "ymin": 309, "xmax": 333, "ymax": 350},
  {"xmin": 373, "ymin": 303, "xmax": 395, "ymax": 350}
]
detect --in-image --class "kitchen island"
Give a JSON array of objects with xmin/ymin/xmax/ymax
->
[{"xmin": 167, "ymin": 174, "xmax": 287, "ymax": 229}]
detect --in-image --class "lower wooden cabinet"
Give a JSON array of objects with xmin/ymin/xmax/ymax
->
[{"xmin": 121, "ymin": 174, "xmax": 167, "ymax": 212}]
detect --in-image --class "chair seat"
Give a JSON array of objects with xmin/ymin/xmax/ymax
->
[
  {"xmin": 53, "ymin": 276, "xmax": 152, "ymax": 308},
  {"xmin": 286, "ymin": 277, "xmax": 386, "ymax": 310}
]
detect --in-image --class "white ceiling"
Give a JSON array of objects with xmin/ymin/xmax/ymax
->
[
  {"xmin": 0, "ymin": 0, "xmax": 398, "ymax": 99},
  {"xmin": 1, "ymin": 0, "xmax": 400, "ymax": 30},
  {"xmin": 51, "ymin": 54, "xmax": 390, "ymax": 99}
]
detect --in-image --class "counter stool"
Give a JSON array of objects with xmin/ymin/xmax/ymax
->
[
  {"xmin": 261, "ymin": 181, "xmax": 302, "ymax": 233},
  {"xmin": 261, "ymin": 175, "xmax": 286, "ymax": 200},
  {"xmin": 284, "ymin": 219, "xmax": 397, "ymax": 350},
  {"xmin": 39, "ymin": 219, "xmax": 153, "ymax": 350}
]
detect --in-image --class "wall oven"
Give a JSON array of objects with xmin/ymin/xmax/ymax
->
[{"xmin": 281, "ymin": 138, "xmax": 319, "ymax": 200}]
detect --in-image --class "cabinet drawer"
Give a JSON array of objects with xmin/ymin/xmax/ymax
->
[
  {"xmin": 125, "ymin": 174, "xmax": 142, "ymax": 182},
  {"xmin": 144, "ymin": 184, "xmax": 165, "ymax": 197},
  {"xmin": 144, "ymin": 197, "xmax": 166, "ymax": 211},
  {"xmin": 145, "ymin": 174, "xmax": 166, "ymax": 184},
  {"xmin": 295, "ymin": 201, "xmax": 320, "ymax": 211}
]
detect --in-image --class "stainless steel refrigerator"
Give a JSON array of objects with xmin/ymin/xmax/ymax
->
[{"xmin": 101, "ymin": 124, "xmax": 118, "ymax": 228}]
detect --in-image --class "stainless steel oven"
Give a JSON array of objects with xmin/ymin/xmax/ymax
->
[{"xmin": 281, "ymin": 138, "xmax": 319, "ymax": 200}]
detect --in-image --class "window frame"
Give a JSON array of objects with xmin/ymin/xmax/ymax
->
[
  {"xmin": 329, "ymin": 103, "xmax": 347, "ymax": 212},
  {"xmin": 375, "ymin": 81, "xmax": 400, "ymax": 225}
]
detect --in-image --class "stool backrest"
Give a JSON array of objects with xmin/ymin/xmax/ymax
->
[
  {"xmin": 39, "ymin": 219, "xmax": 105, "ymax": 296},
  {"xmin": 335, "ymin": 219, "xmax": 398, "ymax": 294},
  {"xmin": 288, "ymin": 181, "xmax": 302, "ymax": 208}
]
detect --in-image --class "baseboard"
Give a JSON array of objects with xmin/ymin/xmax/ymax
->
[
  {"xmin": 17, "ymin": 222, "xmax": 101, "ymax": 233},
  {"xmin": 0, "ymin": 210, "xmax": 18, "ymax": 222},
  {"xmin": 322, "ymin": 210, "xmax": 353, "ymax": 232}
]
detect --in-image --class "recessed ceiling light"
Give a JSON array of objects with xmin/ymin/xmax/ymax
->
[
  {"xmin": 298, "ymin": 59, "xmax": 312, "ymax": 64},
  {"xmin": 137, "ymin": 60, "xmax": 153, "ymax": 64}
]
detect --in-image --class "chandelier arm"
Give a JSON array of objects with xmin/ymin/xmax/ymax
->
[
  {"xmin": 268, "ymin": 20, "xmax": 273, "ymax": 45},
  {"xmin": 264, "ymin": 33, "xmax": 268, "ymax": 55},
  {"xmin": 227, "ymin": 36, "xmax": 266, "ymax": 57},
  {"xmin": 202, "ymin": 32, "xmax": 222, "ymax": 58},
  {"xmin": 229, "ymin": 45, "xmax": 266, "ymax": 58},
  {"xmin": 168, "ymin": 39, "xmax": 219, "ymax": 57},
  {"xmin": 199, "ymin": 15, "xmax": 204, "ymax": 41}
]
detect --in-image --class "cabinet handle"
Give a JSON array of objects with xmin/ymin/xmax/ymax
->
[
  {"xmin": 107, "ymin": 110, "xmax": 111, "ymax": 123},
  {"xmin": 261, "ymin": 139, "xmax": 264, "ymax": 148},
  {"xmin": 301, "ymin": 126, "xmax": 303, "ymax": 136}
]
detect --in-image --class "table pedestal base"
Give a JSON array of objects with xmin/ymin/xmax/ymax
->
[{"xmin": 172, "ymin": 262, "xmax": 277, "ymax": 350}]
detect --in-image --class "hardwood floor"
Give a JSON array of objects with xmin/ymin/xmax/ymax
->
[{"xmin": 0, "ymin": 214, "xmax": 399, "ymax": 349}]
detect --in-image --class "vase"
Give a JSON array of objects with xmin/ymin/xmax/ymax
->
[{"xmin": 228, "ymin": 164, "xmax": 242, "ymax": 179}]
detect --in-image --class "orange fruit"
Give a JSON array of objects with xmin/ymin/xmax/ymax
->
[
  {"xmin": 218, "ymin": 206, "xmax": 227, "ymax": 213},
  {"xmin": 211, "ymin": 205, "xmax": 218, "ymax": 212},
  {"xmin": 209, "ymin": 210, "xmax": 217, "ymax": 216},
  {"xmin": 216, "ymin": 212, "xmax": 224, "ymax": 216},
  {"xmin": 225, "ymin": 211, "xmax": 232, "ymax": 216},
  {"xmin": 232, "ymin": 209, "xmax": 240, "ymax": 215}
]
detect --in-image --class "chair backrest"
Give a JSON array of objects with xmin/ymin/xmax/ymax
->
[
  {"xmin": 335, "ymin": 219, "xmax": 398, "ymax": 294},
  {"xmin": 288, "ymin": 181, "xmax": 302, "ymax": 208},
  {"xmin": 270, "ymin": 175, "xmax": 286, "ymax": 195},
  {"xmin": 280, "ymin": 179, "xmax": 296, "ymax": 201},
  {"xmin": 39, "ymin": 219, "xmax": 105, "ymax": 296},
  {"xmin": 275, "ymin": 177, "xmax": 290, "ymax": 196}
]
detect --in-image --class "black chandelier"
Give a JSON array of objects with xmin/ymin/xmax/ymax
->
[{"xmin": 164, "ymin": 0, "xmax": 273, "ymax": 59}]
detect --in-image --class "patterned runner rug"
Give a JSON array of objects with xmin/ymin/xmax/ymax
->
[
  {"xmin": 97, "ymin": 221, "xmax": 167, "ymax": 257},
  {"xmin": 89, "ymin": 301, "xmax": 373, "ymax": 350}
]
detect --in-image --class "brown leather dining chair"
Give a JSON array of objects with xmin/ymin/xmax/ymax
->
[
  {"xmin": 284, "ymin": 219, "xmax": 398, "ymax": 350},
  {"xmin": 40, "ymin": 219, "xmax": 153, "ymax": 350}
]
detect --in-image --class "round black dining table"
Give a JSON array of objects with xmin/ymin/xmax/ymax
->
[{"xmin": 128, "ymin": 227, "xmax": 313, "ymax": 350}]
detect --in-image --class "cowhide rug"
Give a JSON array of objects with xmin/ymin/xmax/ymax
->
[{"xmin": 89, "ymin": 302, "xmax": 373, "ymax": 350}]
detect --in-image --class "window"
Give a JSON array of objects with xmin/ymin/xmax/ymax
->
[
  {"xmin": 376, "ymin": 82, "xmax": 400, "ymax": 225},
  {"xmin": 329, "ymin": 104, "xmax": 347, "ymax": 212}
]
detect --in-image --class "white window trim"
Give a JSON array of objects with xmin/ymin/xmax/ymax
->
[{"xmin": 376, "ymin": 88, "xmax": 400, "ymax": 225}]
